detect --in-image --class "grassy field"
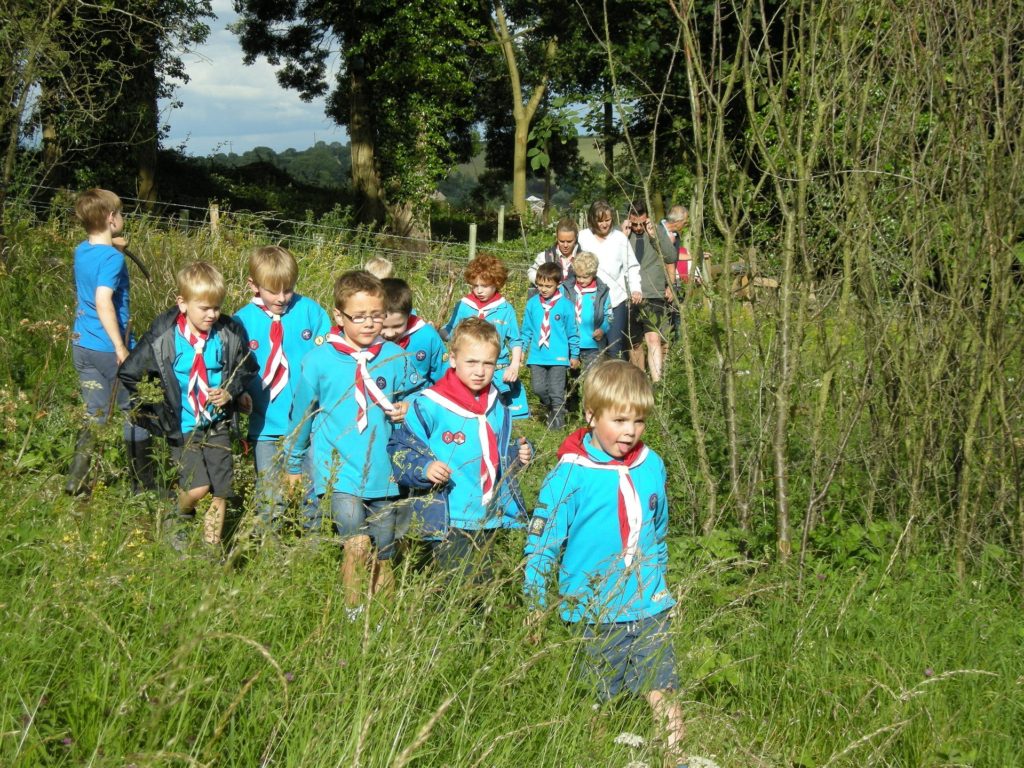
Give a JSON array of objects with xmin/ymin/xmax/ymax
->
[{"xmin": 0, "ymin": 210, "xmax": 1021, "ymax": 767}]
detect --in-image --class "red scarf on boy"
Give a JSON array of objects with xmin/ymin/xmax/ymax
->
[
  {"xmin": 572, "ymin": 281, "xmax": 597, "ymax": 326},
  {"xmin": 557, "ymin": 427, "xmax": 649, "ymax": 567},
  {"xmin": 460, "ymin": 292, "xmax": 507, "ymax": 319},
  {"xmin": 177, "ymin": 313, "xmax": 213, "ymax": 424},
  {"xmin": 393, "ymin": 314, "xmax": 428, "ymax": 349},
  {"xmin": 325, "ymin": 328, "xmax": 395, "ymax": 432},
  {"xmin": 251, "ymin": 296, "xmax": 288, "ymax": 400},
  {"xmin": 421, "ymin": 368, "xmax": 501, "ymax": 505},
  {"xmin": 537, "ymin": 293, "xmax": 559, "ymax": 348}
]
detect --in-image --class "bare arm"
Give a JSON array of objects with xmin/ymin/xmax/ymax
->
[{"xmin": 95, "ymin": 286, "xmax": 129, "ymax": 363}]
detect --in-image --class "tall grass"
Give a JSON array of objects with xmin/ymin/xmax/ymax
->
[{"xmin": 0, "ymin": 207, "xmax": 1020, "ymax": 766}]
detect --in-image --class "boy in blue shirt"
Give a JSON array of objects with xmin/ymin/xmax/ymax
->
[
  {"xmin": 389, "ymin": 318, "xmax": 532, "ymax": 580},
  {"xmin": 286, "ymin": 270, "xmax": 409, "ymax": 614},
  {"xmin": 119, "ymin": 262, "xmax": 258, "ymax": 547},
  {"xmin": 380, "ymin": 277, "xmax": 446, "ymax": 396},
  {"xmin": 67, "ymin": 188, "xmax": 152, "ymax": 495},
  {"xmin": 233, "ymin": 245, "xmax": 331, "ymax": 530},
  {"xmin": 521, "ymin": 262, "xmax": 580, "ymax": 429},
  {"xmin": 524, "ymin": 360, "xmax": 685, "ymax": 764},
  {"xmin": 441, "ymin": 253, "xmax": 529, "ymax": 419},
  {"xmin": 563, "ymin": 251, "xmax": 612, "ymax": 372}
]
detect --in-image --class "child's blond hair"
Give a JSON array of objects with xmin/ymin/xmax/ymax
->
[
  {"xmin": 249, "ymin": 245, "xmax": 298, "ymax": 292},
  {"xmin": 584, "ymin": 360, "xmax": 654, "ymax": 419},
  {"xmin": 364, "ymin": 256, "xmax": 394, "ymax": 280},
  {"xmin": 573, "ymin": 251, "xmax": 599, "ymax": 277},
  {"xmin": 177, "ymin": 261, "xmax": 226, "ymax": 304},
  {"xmin": 75, "ymin": 188, "xmax": 122, "ymax": 234},
  {"xmin": 333, "ymin": 270, "xmax": 383, "ymax": 312},
  {"xmin": 449, "ymin": 317, "xmax": 500, "ymax": 357}
]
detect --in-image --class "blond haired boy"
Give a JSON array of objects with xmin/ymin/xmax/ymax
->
[
  {"xmin": 233, "ymin": 246, "xmax": 330, "ymax": 527},
  {"xmin": 524, "ymin": 360, "xmax": 685, "ymax": 763},
  {"xmin": 120, "ymin": 262, "xmax": 258, "ymax": 547}
]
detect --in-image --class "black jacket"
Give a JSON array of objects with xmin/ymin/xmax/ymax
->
[{"xmin": 118, "ymin": 307, "xmax": 258, "ymax": 442}]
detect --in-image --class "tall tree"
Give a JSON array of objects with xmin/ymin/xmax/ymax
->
[{"xmin": 234, "ymin": 0, "xmax": 485, "ymax": 237}]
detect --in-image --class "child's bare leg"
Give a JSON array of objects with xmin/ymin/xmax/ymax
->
[
  {"xmin": 203, "ymin": 496, "xmax": 227, "ymax": 545},
  {"xmin": 341, "ymin": 534, "xmax": 373, "ymax": 608},
  {"xmin": 178, "ymin": 485, "xmax": 210, "ymax": 516},
  {"xmin": 372, "ymin": 558, "xmax": 394, "ymax": 598},
  {"xmin": 646, "ymin": 688, "xmax": 685, "ymax": 766}
]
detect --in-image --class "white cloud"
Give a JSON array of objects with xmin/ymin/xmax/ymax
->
[{"xmin": 161, "ymin": 1, "xmax": 346, "ymax": 156}]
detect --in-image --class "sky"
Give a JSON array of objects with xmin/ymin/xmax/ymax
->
[{"xmin": 160, "ymin": 0, "xmax": 347, "ymax": 157}]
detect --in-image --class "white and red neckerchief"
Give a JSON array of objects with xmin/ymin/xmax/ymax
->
[
  {"xmin": 557, "ymin": 428, "xmax": 649, "ymax": 568},
  {"xmin": 559, "ymin": 254, "xmax": 575, "ymax": 279},
  {"xmin": 325, "ymin": 328, "xmax": 395, "ymax": 432},
  {"xmin": 460, "ymin": 293, "xmax": 507, "ymax": 319},
  {"xmin": 422, "ymin": 368, "xmax": 501, "ymax": 505},
  {"xmin": 537, "ymin": 294, "xmax": 559, "ymax": 348},
  {"xmin": 572, "ymin": 282, "xmax": 597, "ymax": 326},
  {"xmin": 177, "ymin": 313, "xmax": 213, "ymax": 424},
  {"xmin": 393, "ymin": 314, "xmax": 428, "ymax": 350},
  {"xmin": 251, "ymin": 296, "xmax": 288, "ymax": 400}
]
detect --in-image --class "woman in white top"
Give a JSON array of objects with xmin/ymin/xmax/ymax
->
[{"xmin": 576, "ymin": 200, "xmax": 641, "ymax": 359}]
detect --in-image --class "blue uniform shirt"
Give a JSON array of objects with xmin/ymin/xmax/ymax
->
[
  {"xmin": 286, "ymin": 340, "xmax": 405, "ymax": 498},
  {"xmin": 234, "ymin": 294, "xmax": 331, "ymax": 440},
  {"xmin": 392, "ymin": 319, "xmax": 448, "ymax": 397},
  {"xmin": 524, "ymin": 430, "xmax": 676, "ymax": 624},
  {"xmin": 73, "ymin": 240, "xmax": 131, "ymax": 352},
  {"xmin": 173, "ymin": 330, "xmax": 225, "ymax": 433},
  {"xmin": 520, "ymin": 292, "xmax": 580, "ymax": 365}
]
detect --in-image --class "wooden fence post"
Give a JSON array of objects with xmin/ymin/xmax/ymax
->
[
  {"xmin": 468, "ymin": 222, "xmax": 477, "ymax": 260},
  {"xmin": 209, "ymin": 203, "xmax": 220, "ymax": 237},
  {"xmin": 497, "ymin": 205, "xmax": 505, "ymax": 243}
]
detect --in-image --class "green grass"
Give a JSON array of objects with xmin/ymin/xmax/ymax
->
[{"xmin": 0, "ymin": 206, "xmax": 1021, "ymax": 766}]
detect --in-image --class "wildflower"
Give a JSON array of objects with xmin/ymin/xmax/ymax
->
[
  {"xmin": 284, "ymin": 671, "xmax": 295, "ymax": 683},
  {"xmin": 62, "ymin": 736, "xmax": 74, "ymax": 746},
  {"xmin": 924, "ymin": 667, "xmax": 934, "ymax": 677},
  {"xmin": 615, "ymin": 732, "xmax": 646, "ymax": 748}
]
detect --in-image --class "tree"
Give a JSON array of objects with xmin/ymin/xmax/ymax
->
[{"xmin": 233, "ymin": 0, "xmax": 486, "ymax": 238}]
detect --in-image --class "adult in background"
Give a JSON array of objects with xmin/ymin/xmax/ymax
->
[
  {"xmin": 577, "ymin": 200, "xmax": 641, "ymax": 360},
  {"xmin": 624, "ymin": 200, "xmax": 677, "ymax": 382},
  {"xmin": 527, "ymin": 217, "xmax": 580, "ymax": 295}
]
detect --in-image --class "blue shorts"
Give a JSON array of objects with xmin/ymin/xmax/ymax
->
[
  {"xmin": 329, "ymin": 493, "xmax": 398, "ymax": 560},
  {"xmin": 580, "ymin": 610, "xmax": 678, "ymax": 700}
]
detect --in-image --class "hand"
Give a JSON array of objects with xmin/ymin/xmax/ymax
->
[
  {"xmin": 112, "ymin": 236, "xmax": 128, "ymax": 252},
  {"xmin": 237, "ymin": 392, "xmax": 253, "ymax": 414},
  {"xmin": 592, "ymin": 328, "xmax": 604, "ymax": 341},
  {"xmin": 503, "ymin": 364, "xmax": 520, "ymax": 383},
  {"xmin": 425, "ymin": 460, "xmax": 452, "ymax": 485},
  {"xmin": 388, "ymin": 400, "xmax": 409, "ymax": 424},
  {"xmin": 517, "ymin": 436, "xmax": 532, "ymax": 465},
  {"xmin": 287, "ymin": 472, "xmax": 305, "ymax": 488},
  {"xmin": 664, "ymin": 286, "xmax": 676, "ymax": 302},
  {"xmin": 621, "ymin": 219, "xmax": 631, "ymax": 235},
  {"xmin": 207, "ymin": 387, "xmax": 231, "ymax": 407},
  {"xmin": 569, "ymin": 358, "xmax": 580, "ymax": 370},
  {"xmin": 114, "ymin": 344, "xmax": 129, "ymax": 365},
  {"xmin": 630, "ymin": 291, "xmax": 643, "ymax": 305},
  {"xmin": 644, "ymin": 220, "xmax": 656, "ymax": 237}
]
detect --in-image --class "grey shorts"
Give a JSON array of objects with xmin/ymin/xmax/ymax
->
[
  {"xmin": 628, "ymin": 299, "xmax": 670, "ymax": 345},
  {"xmin": 581, "ymin": 610, "xmax": 678, "ymax": 700},
  {"xmin": 172, "ymin": 421, "xmax": 233, "ymax": 497}
]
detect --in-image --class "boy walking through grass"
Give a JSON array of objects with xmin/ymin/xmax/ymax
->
[
  {"xmin": 119, "ymin": 262, "xmax": 258, "ymax": 547},
  {"xmin": 524, "ymin": 360, "xmax": 685, "ymax": 765}
]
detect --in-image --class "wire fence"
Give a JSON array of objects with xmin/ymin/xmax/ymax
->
[{"xmin": 24, "ymin": 184, "xmax": 544, "ymax": 266}]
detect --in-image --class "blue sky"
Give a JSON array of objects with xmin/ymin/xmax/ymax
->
[{"xmin": 161, "ymin": 0, "xmax": 347, "ymax": 156}]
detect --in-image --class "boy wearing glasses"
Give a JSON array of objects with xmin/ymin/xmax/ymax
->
[
  {"xmin": 286, "ymin": 270, "xmax": 409, "ymax": 616},
  {"xmin": 234, "ymin": 246, "xmax": 331, "ymax": 530}
]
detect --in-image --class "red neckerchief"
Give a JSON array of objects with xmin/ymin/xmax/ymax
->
[
  {"xmin": 325, "ymin": 328, "xmax": 394, "ymax": 432},
  {"xmin": 394, "ymin": 314, "xmax": 428, "ymax": 350},
  {"xmin": 177, "ymin": 313, "xmax": 212, "ymax": 424},
  {"xmin": 572, "ymin": 280, "xmax": 597, "ymax": 325},
  {"xmin": 251, "ymin": 296, "xmax": 288, "ymax": 400},
  {"xmin": 422, "ymin": 368, "xmax": 500, "ymax": 504},
  {"xmin": 557, "ymin": 428, "xmax": 648, "ymax": 567},
  {"xmin": 537, "ymin": 293, "xmax": 559, "ymax": 348},
  {"xmin": 460, "ymin": 292, "xmax": 506, "ymax": 319}
]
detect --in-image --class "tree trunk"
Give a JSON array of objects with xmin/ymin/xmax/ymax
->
[{"xmin": 349, "ymin": 71, "xmax": 386, "ymax": 225}]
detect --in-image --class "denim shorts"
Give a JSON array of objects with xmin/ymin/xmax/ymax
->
[
  {"xmin": 580, "ymin": 609, "xmax": 678, "ymax": 700},
  {"xmin": 251, "ymin": 439, "xmax": 318, "ymax": 527},
  {"xmin": 330, "ymin": 493, "xmax": 398, "ymax": 560}
]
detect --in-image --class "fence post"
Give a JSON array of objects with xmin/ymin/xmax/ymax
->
[
  {"xmin": 180, "ymin": 208, "xmax": 190, "ymax": 230},
  {"xmin": 209, "ymin": 203, "xmax": 220, "ymax": 237},
  {"xmin": 468, "ymin": 222, "xmax": 477, "ymax": 260},
  {"xmin": 497, "ymin": 205, "xmax": 505, "ymax": 243}
]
